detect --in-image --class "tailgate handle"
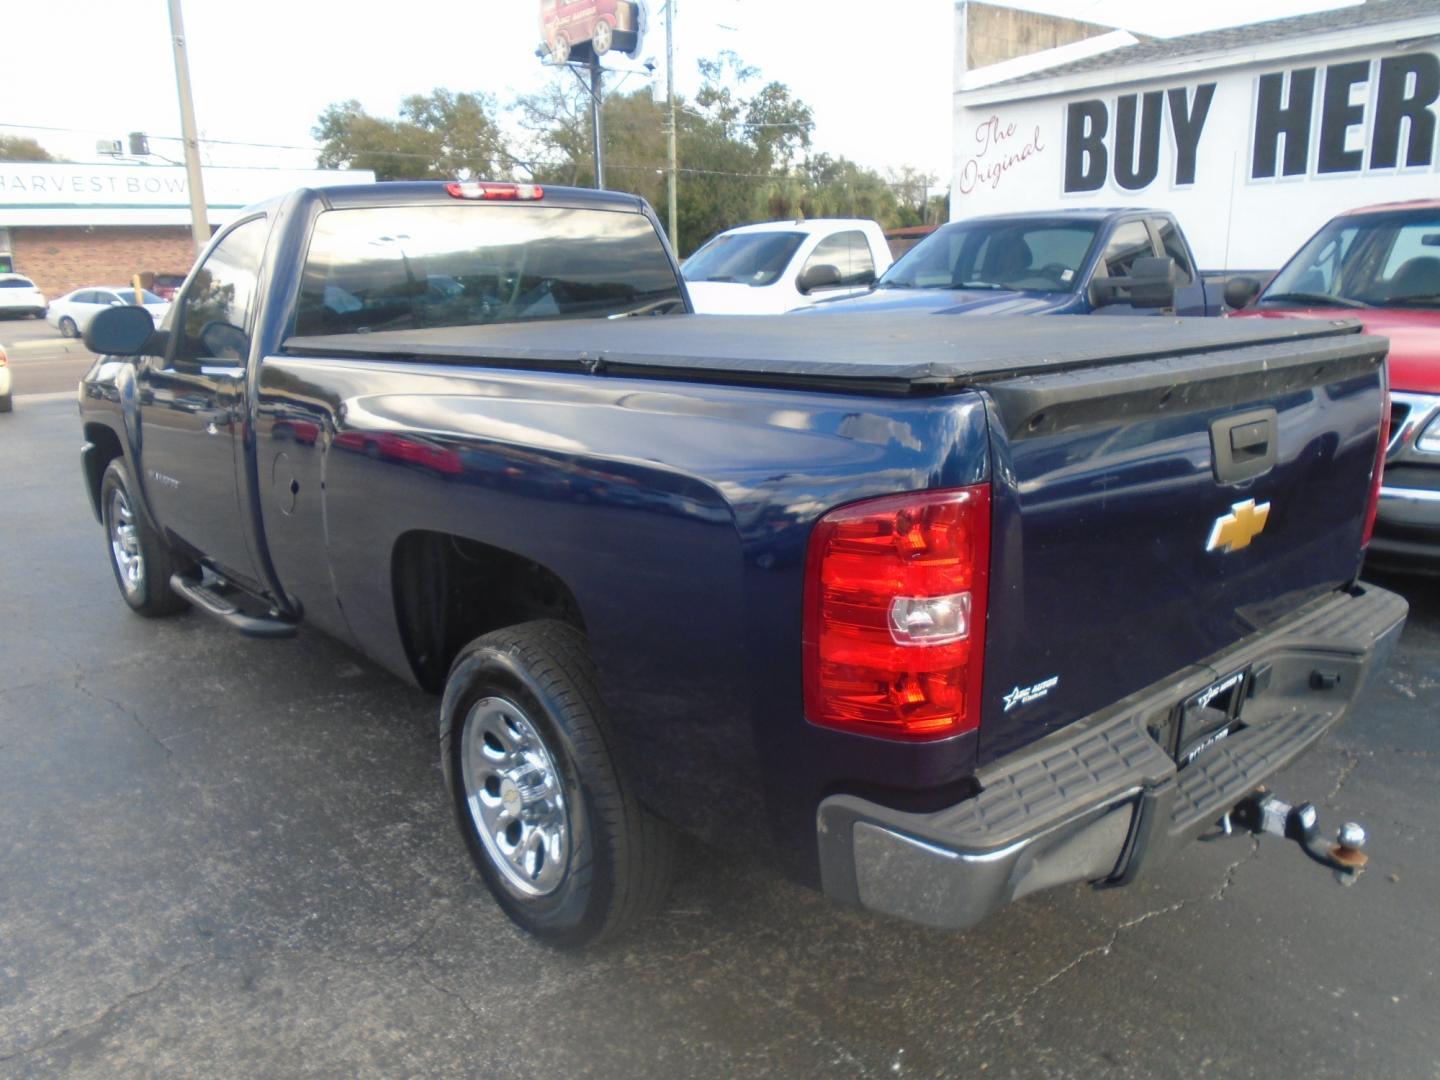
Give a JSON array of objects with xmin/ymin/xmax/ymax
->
[{"xmin": 1212, "ymin": 408, "xmax": 1278, "ymax": 485}]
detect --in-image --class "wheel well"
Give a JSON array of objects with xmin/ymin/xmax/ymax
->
[
  {"xmin": 83, "ymin": 422, "xmax": 124, "ymax": 521},
  {"xmin": 392, "ymin": 531, "xmax": 586, "ymax": 693}
]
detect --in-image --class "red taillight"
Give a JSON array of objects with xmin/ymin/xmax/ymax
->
[
  {"xmin": 1361, "ymin": 389, "xmax": 1391, "ymax": 548},
  {"xmin": 803, "ymin": 485, "xmax": 991, "ymax": 741},
  {"xmin": 444, "ymin": 181, "xmax": 544, "ymax": 201}
]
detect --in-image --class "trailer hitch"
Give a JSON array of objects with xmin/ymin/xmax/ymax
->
[{"xmin": 1225, "ymin": 791, "xmax": 1369, "ymax": 885}]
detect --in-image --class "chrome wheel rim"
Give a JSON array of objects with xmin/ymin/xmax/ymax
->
[
  {"xmin": 107, "ymin": 486, "xmax": 144, "ymax": 597},
  {"xmin": 592, "ymin": 20, "xmax": 612, "ymax": 53},
  {"xmin": 461, "ymin": 697, "xmax": 570, "ymax": 896}
]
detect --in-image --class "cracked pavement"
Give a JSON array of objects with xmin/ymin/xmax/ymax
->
[{"xmin": 2, "ymin": 398, "xmax": 1437, "ymax": 1079}]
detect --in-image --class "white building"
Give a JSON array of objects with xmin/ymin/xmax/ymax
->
[{"xmin": 953, "ymin": 0, "xmax": 1440, "ymax": 269}]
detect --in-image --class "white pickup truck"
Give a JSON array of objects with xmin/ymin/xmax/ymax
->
[{"xmin": 682, "ymin": 218, "xmax": 892, "ymax": 314}]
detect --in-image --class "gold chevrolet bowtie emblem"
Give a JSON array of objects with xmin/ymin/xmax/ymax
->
[{"xmin": 1206, "ymin": 499, "xmax": 1271, "ymax": 554}]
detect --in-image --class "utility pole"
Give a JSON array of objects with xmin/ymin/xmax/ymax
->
[
  {"xmin": 589, "ymin": 54, "xmax": 605, "ymax": 189},
  {"xmin": 665, "ymin": 0, "xmax": 678, "ymax": 251},
  {"xmin": 167, "ymin": 0, "xmax": 210, "ymax": 255}
]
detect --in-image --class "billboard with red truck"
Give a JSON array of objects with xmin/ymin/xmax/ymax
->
[{"xmin": 540, "ymin": 0, "xmax": 645, "ymax": 64}]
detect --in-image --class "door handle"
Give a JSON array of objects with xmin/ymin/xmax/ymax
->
[{"xmin": 1212, "ymin": 409, "xmax": 1278, "ymax": 484}]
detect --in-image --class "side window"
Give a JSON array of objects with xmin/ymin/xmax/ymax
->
[
  {"xmin": 801, "ymin": 231, "xmax": 875, "ymax": 289},
  {"xmin": 1153, "ymin": 219, "xmax": 1194, "ymax": 287},
  {"xmin": 75, "ymin": 290, "xmax": 97, "ymax": 304},
  {"xmin": 96, "ymin": 291, "xmax": 121, "ymax": 306},
  {"xmin": 176, "ymin": 217, "xmax": 268, "ymax": 365},
  {"xmin": 1100, "ymin": 221, "xmax": 1156, "ymax": 279}
]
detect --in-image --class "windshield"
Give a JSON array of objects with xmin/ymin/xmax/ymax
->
[
  {"xmin": 682, "ymin": 231, "xmax": 805, "ymax": 287},
  {"xmin": 1260, "ymin": 209, "xmax": 1440, "ymax": 309},
  {"xmin": 291, "ymin": 204, "xmax": 683, "ymax": 336},
  {"xmin": 879, "ymin": 219, "xmax": 1099, "ymax": 292}
]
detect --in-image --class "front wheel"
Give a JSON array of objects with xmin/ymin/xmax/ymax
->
[
  {"xmin": 441, "ymin": 621, "xmax": 676, "ymax": 947},
  {"xmin": 100, "ymin": 458, "xmax": 190, "ymax": 616}
]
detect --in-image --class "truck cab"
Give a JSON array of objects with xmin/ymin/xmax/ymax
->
[
  {"xmin": 811, "ymin": 208, "xmax": 1221, "ymax": 318},
  {"xmin": 682, "ymin": 218, "xmax": 893, "ymax": 315}
]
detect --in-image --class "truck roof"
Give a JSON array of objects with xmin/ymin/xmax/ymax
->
[
  {"xmin": 285, "ymin": 313, "xmax": 1373, "ymax": 394},
  {"xmin": 244, "ymin": 181, "xmax": 650, "ymax": 218},
  {"xmin": 953, "ymin": 207, "xmax": 1171, "ymax": 224},
  {"xmin": 711, "ymin": 218, "xmax": 884, "ymax": 236}
]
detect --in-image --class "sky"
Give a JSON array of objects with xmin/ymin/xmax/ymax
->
[{"xmin": 1, "ymin": 0, "xmax": 1356, "ymax": 184}]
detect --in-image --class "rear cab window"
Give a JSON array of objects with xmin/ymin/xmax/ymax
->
[
  {"xmin": 290, "ymin": 203, "xmax": 682, "ymax": 338},
  {"xmin": 800, "ymin": 231, "xmax": 876, "ymax": 288},
  {"xmin": 0, "ymin": 277, "xmax": 36, "ymax": 289},
  {"xmin": 1151, "ymin": 218, "xmax": 1194, "ymax": 287}
]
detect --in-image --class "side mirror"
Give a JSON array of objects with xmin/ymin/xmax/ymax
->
[
  {"xmin": 798, "ymin": 263, "xmax": 842, "ymax": 294},
  {"xmin": 201, "ymin": 321, "xmax": 250, "ymax": 361},
  {"xmin": 1224, "ymin": 276, "xmax": 1262, "ymax": 310},
  {"xmin": 1091, "ymin": 256, "xmax": 1177, "ymax": 309},
  {"xmin": 84, "ymin": 305, "xmax": 160, "ymax": 357}
]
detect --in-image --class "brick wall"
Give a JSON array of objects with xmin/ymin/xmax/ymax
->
[{"xmin": 9, "ymin": 226, "xmax": 197, "ymax": 300}]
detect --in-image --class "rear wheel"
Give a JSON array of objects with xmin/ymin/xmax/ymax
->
[
  {"xmin": 441, "ymin": 620, "xmax": 676, "ymax": 947},
  {"xmin": 59, "ymin": 316, "xmax": 78, "ymax": 338},
  {"xmin": 591, "ymin": 19, "xmax": 613, "ymax": 55},
  {"xmin": 0, "ymin": 393, "xmax": 11, "ymax": 414},
  {"xmin": 550, "ymin": 32, "xmax": 570, "ymax": 64},
  {"xmin": 100, "ymin": 458, "xmax": 190, "ymax": 616}
]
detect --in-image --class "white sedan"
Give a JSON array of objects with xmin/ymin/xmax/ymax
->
[
  {"xmin": 0, "ymin": 274, "xmax": 47, "ymax": 319},
  {"xmin": 47, "ymin": 286, "xmax": 170, "ymax": 339}
]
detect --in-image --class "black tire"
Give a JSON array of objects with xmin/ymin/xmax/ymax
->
[
  {"xmin": 441, "ymin": 620, "xmax": 676, "ymax": 947},
  {"xmin": 59, "ymin": 316, "xmax": 78, "ymax": 338},
  {"xmin": 99, "ymin": 458, "xmax": 191, "ymax": 616},
  {"xmin": 0, "ymin": 393, "xmax": 11, "ymax": 414}
]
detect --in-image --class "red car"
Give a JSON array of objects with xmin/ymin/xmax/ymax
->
[
  {"xmin": 1229, "ymin": 198, "xmax": 1440, "ymax": 574},
  {"xmin": 539, "ymin": 0, "xmax": 640, "ymax": 63}
]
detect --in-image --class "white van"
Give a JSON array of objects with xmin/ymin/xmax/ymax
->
[{"xmin": 682, "ymin": 219, "xmax": 892, "ymax": 314}]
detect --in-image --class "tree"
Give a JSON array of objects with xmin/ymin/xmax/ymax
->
[
  {"xmin": 313, "ymin": 91, "xmax": 507, "ymax": 180},
  {"xmin": 0, "ymin": 136, "xmax": 54, "ymax": 162}
]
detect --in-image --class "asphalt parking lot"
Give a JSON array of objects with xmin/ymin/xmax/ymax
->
[
  {"xmin": 0, "ymin": 318, "xmax": 96, "ymax": 398},
  {"xmin": 2, "ymin": 397, "xmax": 1436, "ymax": 1079}
]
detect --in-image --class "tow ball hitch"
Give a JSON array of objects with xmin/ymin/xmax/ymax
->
[{"xmin": 1225, "ymin": 792, "xmax": 1370, "ymax": 885}]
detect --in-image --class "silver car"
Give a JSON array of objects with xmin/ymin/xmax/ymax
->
[{"xmin": 47, "ymin": 286, "xmax": 170, "ymax": 339}]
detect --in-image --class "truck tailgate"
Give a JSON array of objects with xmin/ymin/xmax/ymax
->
[{"xmin": 976, "ymin": 330, "xmax": 1388, "ymax": 764}]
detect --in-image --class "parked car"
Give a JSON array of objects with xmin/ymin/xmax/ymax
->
[
  {"xmin": 540, "ymin": 0, "xmax": 641, "ymax": 63},
  {"xmin": 77, "ymin": 180, "xmax": 1404, "ymax": 948},
  {"xmin": 47, "ymin": 286, "xmax": 170, "ymax": 338},
  {"xmin": 0, "ymin": 274, "xmax": 47, "ymax": 319},
  {"xmin": 147, "ymin": 273, "xmax": 188, "ymax": 302},
  {"xmin": 1227, "ymin": 198, "xmax": 1440, "ymax": 574},
  {"xmin": 811, "ymin": 209, "xmax": 1231, "ymax": 318},
  {"xmin": 0, "ymin": 343, "xmax": 11, "ymax": 412},
  {"xmin": 683, "ymin": 218, "xmax": 893, "ymax": 314}
]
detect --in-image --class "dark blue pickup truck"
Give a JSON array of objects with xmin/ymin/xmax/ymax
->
[
  {"xmin": 78, "ymin": 182, "xmax": 1405, "ymax": 947},
  {"xmin": 813, "ymin": 208, "xmax": 1230, "ymax": 318}
]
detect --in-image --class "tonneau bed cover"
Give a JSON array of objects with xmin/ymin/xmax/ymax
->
[{"xmin": 283, "ymin": 313, "xmax": 1374, "ymax": 393}]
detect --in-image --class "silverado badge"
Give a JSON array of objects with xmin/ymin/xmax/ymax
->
[{"xmin": 1206, "ymin": 498, "xmax": 1271, "ymax": 554}]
